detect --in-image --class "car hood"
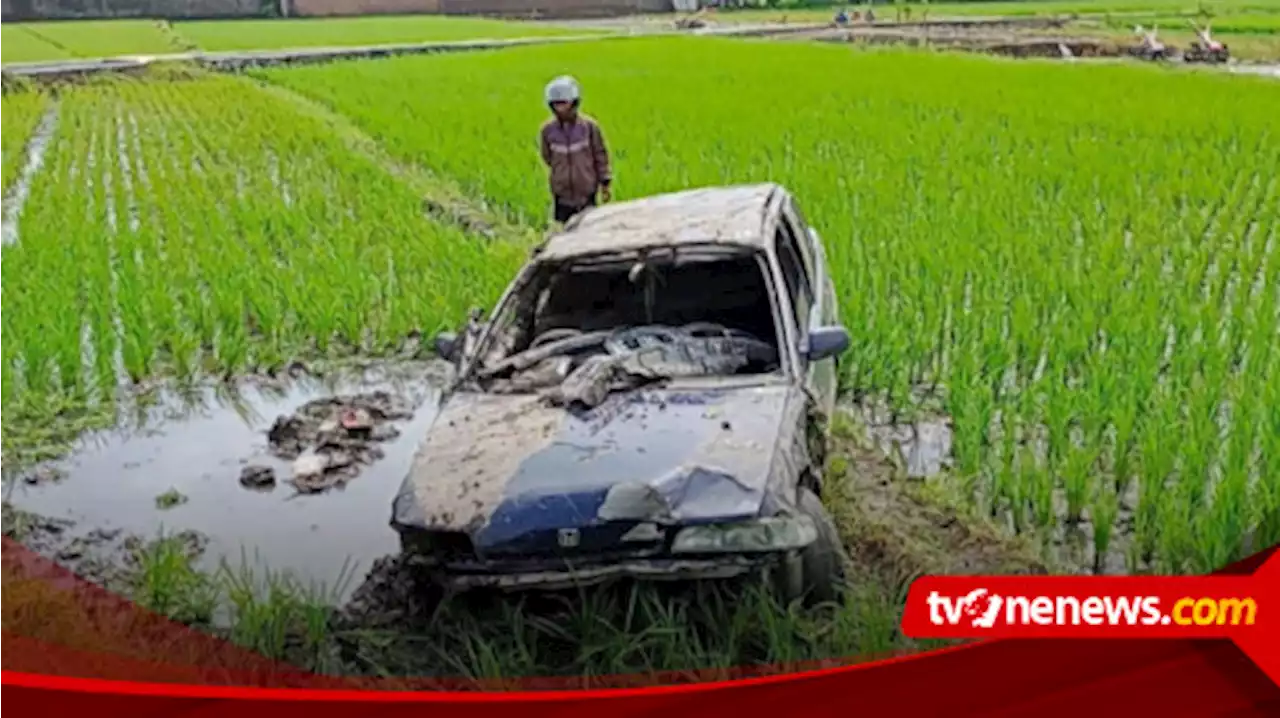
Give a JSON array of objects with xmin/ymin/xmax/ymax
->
[{"xmin": 391, "ymin": 381, "xmax": 802, "ymax": 556}]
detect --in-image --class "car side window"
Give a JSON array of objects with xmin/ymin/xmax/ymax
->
[
  {"xmin": 775, "ymin": 222, "xmax": 813, "ymax": 337},
  {"xmin": 783, "ymin": 200, "xmax": 816, "ymax": 284}
]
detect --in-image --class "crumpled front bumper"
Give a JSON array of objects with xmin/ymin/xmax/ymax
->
[
  {"xmin": 405, "ymin": 514, "xmax": 818, "ymax": 592},
  {"xmin": 433, "ymin": 555, "xmax": 778, "ymax": 592}
]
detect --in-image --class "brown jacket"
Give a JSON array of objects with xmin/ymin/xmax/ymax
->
[{"xmin": 539, "ymin": 115, "xmax": 611, "ymax": 208}]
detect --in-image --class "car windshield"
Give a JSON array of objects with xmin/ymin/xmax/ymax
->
[{"xmin": 472, "ymin": 250, "xmax": 783, "ymax": 408}]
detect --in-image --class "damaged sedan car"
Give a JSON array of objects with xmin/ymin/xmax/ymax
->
[{"xmin": 391, "ymin": 183, "xmax": 852, "ymax": 604}]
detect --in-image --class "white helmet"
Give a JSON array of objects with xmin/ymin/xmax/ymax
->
[{"xmin": 545, "ymin": 75, "xmax": 581, "ymax": 105}]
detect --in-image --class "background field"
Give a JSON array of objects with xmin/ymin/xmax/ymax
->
[
  {"xmin": 4, "ymin": 0, "xmax": 1280, "ymax": 63},
  {"xmin": 174, "ymin": 15, "xmax": 599, "ymax": 52},
  {"xmin": 0, "ymin": 16, "xmax": 596, "ymax": 63},
  {"xmin": 718, "ymin": 0, "xmax": 1280, "ymax": 20},
  {"xmin": 1, "ymin": 20, "xmax": 186, "ymax": 63},
  {"xmin": 2, "ymin": 18, "xmax": 1278, "ymax": 679}
]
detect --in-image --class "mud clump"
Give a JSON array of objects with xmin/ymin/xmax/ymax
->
[
  {"xmin": 239, "ymin": 464, "xmax": 276, "ymax": 489},
  {"xmin": 3, "ymin": 502, "xmax": 74, "ymax": 549},
  {"xmin": 336, "ymin": 554, "xmax": 434, "ymax": 630},
  {"xmin": 267, "ymin": 391, "xmax": 415, "ymax": 494}
]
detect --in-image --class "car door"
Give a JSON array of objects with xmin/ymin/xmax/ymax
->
[{"xmin": 776, "ymin": 198, "xmax": 838, "ymax": 421}]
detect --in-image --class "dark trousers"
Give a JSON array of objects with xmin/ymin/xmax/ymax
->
[{"xmin": 553, "ymin": 193, "xmax": 596, "ymax": 223}]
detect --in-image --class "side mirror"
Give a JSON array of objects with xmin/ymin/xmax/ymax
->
[
  {"xmin": 803, "ymin": 326, "xmax": 850, "ymax": 362},
  {"xmin": 434, "ymin": 332, "xmax": 460, "ymax": 363}
]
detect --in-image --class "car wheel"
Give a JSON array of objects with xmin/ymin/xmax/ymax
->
[{"xmin": 795, "ymin": 486, "xmax": 848, "ymax": 606}]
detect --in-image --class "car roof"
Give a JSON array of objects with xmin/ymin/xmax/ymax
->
[{"xmin": 535, "ymin": 183, "xmax": 783, "ymax": 262}]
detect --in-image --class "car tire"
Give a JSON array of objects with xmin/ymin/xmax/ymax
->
[{"xmin": 796, "ymin": 485, "xmax": 848, "ymax": 606}]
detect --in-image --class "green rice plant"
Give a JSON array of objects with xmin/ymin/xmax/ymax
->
[
  {"xmin": 1, "ymin": 89, "xmax": 48, "ymax": 195},
  {"xmin": 2, "ymin": 73, "xmax": 526, "ymax": 442}
]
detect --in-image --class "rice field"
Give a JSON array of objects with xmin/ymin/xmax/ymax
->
[
  {"xmin": 3, "ymin": 19, "xmax": 1280, "ymax": 682},
  {"xmin": 0, "ymin": 20, "xmax": 186, "ymax": 63},
  {"xmin": 718, "ymin": 0, "xmax": 1280, "ymax": 21},
  {"xmin": 290, "ymin": 39, "xmax": 1278, "ymax": 575},
  {"xmin": 0, "ymin": 72, "xmax": 523, "ymax": 424},
  {"xmin": 3, "ymin": 32, "xmax": 1279, "ymax": 587},
  {"xmin": 3, "ymin": 0, "xmax": 1278, "ymax": 65},
  {"xmin": 0, "ymin": 16, "xmax": 598, "ymax": 63},
  {"xmin": 1107, "ymin": 11, "xmax": 1280, "ymax": 31},
  {"xmin": 173, "ymin": 15, "xmax": 599, "ymax": 52},
  {"xmin": 0, "ymin": 25, "xmax": 77, "ymax": 63}
]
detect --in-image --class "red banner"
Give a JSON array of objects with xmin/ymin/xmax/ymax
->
[{"xmin": 2, "ymin": 537, "xmax": 1278, "ymax": 716}]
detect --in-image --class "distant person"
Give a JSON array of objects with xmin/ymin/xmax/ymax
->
[
  {"xmin": 834, "ymin": 8, "xmax": 850, "ymax": 25},
  {"xmin": 539, "ymin": 75, "xmax": 613, "ymax": 225}
]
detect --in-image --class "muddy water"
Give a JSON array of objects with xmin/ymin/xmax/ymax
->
[
  {"xmin": 4, "ymin": 360, "xmax": 450, "ymax": 602},
  {"xmin": 851, "ymin": 395, "xmax": 955, "ymax": 479},
  {"xmin": 1230, "ymin": 63, "xmax": 1280, "ymax": 79},
  {"xmin": 1, "ymin": 101, "xmax": 60, "ymax": 247}
]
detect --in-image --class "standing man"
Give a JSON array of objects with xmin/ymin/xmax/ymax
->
[{"xmin": 539, "ymin": 75, "xmax": 612, "ymax": 225}]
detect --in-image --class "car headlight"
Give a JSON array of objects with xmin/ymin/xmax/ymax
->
[{"xmin": 670, "ymin": 516, "xmax": 818, "ymax": 554}]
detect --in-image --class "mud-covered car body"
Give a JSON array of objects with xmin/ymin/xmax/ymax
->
[{"xmin": 391, "ymin": 184, "xmax": 850, "ymax": 594}]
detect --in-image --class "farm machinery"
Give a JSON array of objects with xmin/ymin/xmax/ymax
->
[
  {"xmin": 674, "ymin": 8, "xmax": 710, "ymax": 30},
  {"xmin": 1126, "ymin": 22, "xmax": 1229, "ymax": 64},
  {"xmin": 1182, "ymin": 22, "xmax": 1229, "ymax": 64},
  {"xmin": 1129, "ymin": 25, "xmax": 1168, "ymax": 61}
]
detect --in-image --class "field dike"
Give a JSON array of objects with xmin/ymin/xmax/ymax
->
[
  {"xmin": 249, "ymin": 77, "xmax": 535, "ymax": 244},
  {"xmin": 2, "ymin": 353, "xmax": 1045, "ymax": 680}
]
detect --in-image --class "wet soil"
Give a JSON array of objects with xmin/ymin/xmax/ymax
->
[
  {"xmin": 825, "ymin": 407, "xmax": 1051, "ymax": 581},
  {"xmin": 790, "ymin": 24, "xmax": 1125, "ymax": 58},
  {"xmin": 1229, "ymin": 63, "xmax": 1280, "ymax": 78},
  {"xmin": 3, "ymin": 359, "xmax": 451, "ymax": 602},
  {"xmin": 3, "ymin": 501, "xmax": 207, "ymax": 594},
  {"xmin": 841, "ymin": 390, "xmax": 1145, "ymax": 576}
]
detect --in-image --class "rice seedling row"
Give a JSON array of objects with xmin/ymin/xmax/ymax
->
[
  {"xmin": 1, "ymin": 90, "xmax": 50, "ymax": 196},
  {"xmin": 1, "ymin": 73, "xmax": 523, "ymax": 433},
  {"xmin": 259, "ymin": 37, "xmax": 1280, "ymax": 572}
]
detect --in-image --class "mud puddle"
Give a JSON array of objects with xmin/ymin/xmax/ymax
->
[
  {"xmin": 3, "ymin": 359, "xmax": 451, "ymax": 602},
  {"xmin": 1, "ymin": 100, "xmax": 60, "ymax": 247}
]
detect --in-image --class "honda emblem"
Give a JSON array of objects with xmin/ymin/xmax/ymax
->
[{"xmin": 557, "ymin": 528, "xmax": 581, "ymax": 549}]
